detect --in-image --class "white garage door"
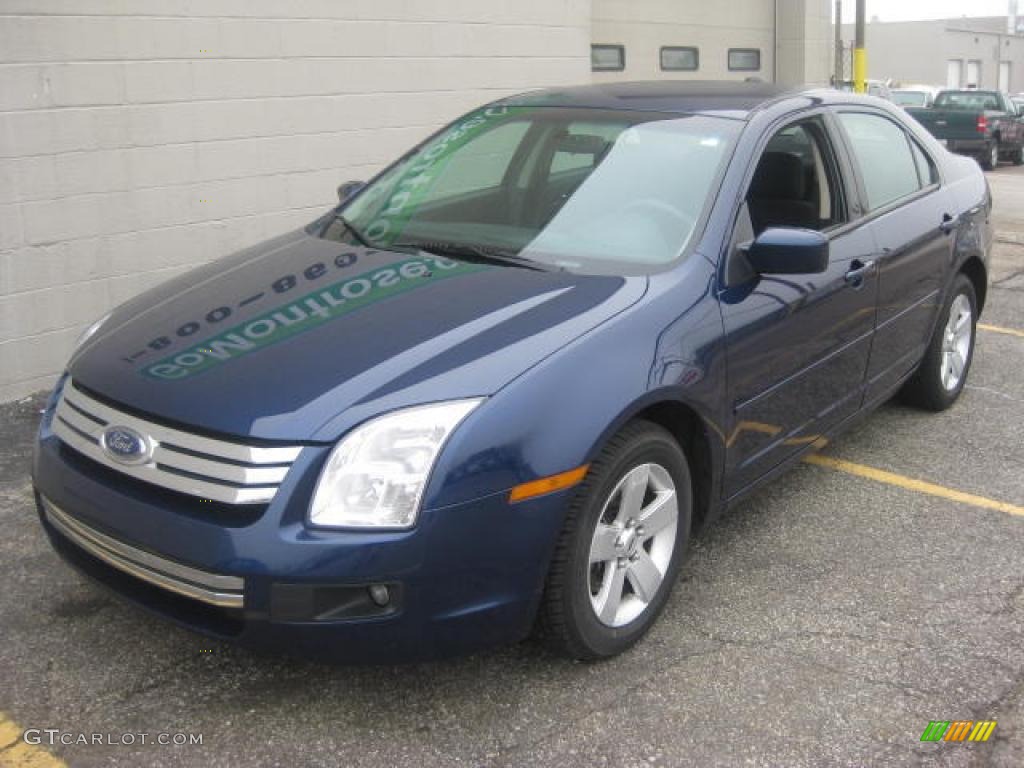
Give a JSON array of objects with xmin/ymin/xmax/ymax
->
[
  {"xmin": 999, "ymin": 61, "xmax": 1011, "ymax": 92},
  {"xmin": 966, "ymin": 59, "xmax": 982, "ymax": 88},
  {"xmin": 947, "ymin": 59, "xmax": 963, "ymax": 88}
]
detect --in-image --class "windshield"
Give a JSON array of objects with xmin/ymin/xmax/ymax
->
[
  {"xmin": 320, "ymin": 106, "xmax": 740, "ymax": 274},
  {"xmin": 934, "ymin": 91, "xmax": 1000, "ymax": 110},
  {"xmin": 893, "ymin": 91, "xmax": 927, "ymax": 107}
]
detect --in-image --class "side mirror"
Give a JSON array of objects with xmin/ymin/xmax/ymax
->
[
  {"xmin": 337, "ymin": 180, "xmax": 366, "ymax": 203},
  {"xmin": 745, "ymin": 228, "xmax": 829, "ymax": 275}
]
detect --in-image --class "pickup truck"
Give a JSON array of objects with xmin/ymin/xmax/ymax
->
[{"xmin": 907, "ymin": 89, "xmax": 1024, "ymax": 169}]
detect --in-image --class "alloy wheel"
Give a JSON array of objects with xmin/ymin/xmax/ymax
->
[
  {"xmin": 940, "ymin": 293, "xmax": 972, "ymax": 391},
  {"xmin": 588, "ymin": 463, "xmax": 678, "ymax": 628}
]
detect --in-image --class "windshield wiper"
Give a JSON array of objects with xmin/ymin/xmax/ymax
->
[
  {"xmin": 391, "ymin": 240, "xmax": 552, "ymax": 272},
  {"xmin": 333, "ymin": 213, "xmax": 377, "ymax": 249}
]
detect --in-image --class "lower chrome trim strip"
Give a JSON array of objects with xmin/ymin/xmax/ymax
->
[{"xmin": 42, "ymin": 497, "xmax": 245, "ymax": 609}]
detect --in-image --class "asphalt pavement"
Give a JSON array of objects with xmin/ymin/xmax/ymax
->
[{"xmin": 1, "ymin": 165, "xmax": 1023, "ymax": 768}]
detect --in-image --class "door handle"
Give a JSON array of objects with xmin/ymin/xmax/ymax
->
[
  {"xmin": 940, "ymin": 213, "xmax": 960, "ymax": 234},
  {"xmin": 844, "ymin": 259, "xmax": 875, "ymax": 288}
]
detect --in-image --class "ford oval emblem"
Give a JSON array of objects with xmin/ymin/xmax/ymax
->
[{"xmin": 100, "ymin": 426, "xmax": 151, "ymax": 465}]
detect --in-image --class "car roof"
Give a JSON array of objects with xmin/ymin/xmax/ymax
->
[{"xmin": 495, "ymin": 80, "xmax": 844, "ymax": 120}]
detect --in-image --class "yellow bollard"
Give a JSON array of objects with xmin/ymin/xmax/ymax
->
[{"xmin": 853, "ymin": 47, "xmax": 867, "ymax": 94}]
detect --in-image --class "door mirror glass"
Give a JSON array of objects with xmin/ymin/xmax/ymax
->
[
  {"xmin": 337, "ymin": 180, "xmax": 366, "ymax": 202},
  {"xmin": 746, "ymin": 228, "xmax": 829, "ymax": 275}
]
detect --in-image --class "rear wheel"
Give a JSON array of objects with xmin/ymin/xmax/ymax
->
[
  {"xmin": 981, "ymin": 142, "xmax": 999, "ymax": 170},
  {"xmin": 539, "ymin": 421, "xmax": 692, "ymax": 660},
  {"xmin": 900, "ymin": 274, "xmax": 977, "ymax": 411},
  {"xmin": 1012, "ymin": 146, "xmax": 1024, "ymax": 166}
]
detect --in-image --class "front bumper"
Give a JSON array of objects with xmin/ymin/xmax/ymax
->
[{"xmin": 32, "ymin": 423, "xmax": 572, "ymax": 662}]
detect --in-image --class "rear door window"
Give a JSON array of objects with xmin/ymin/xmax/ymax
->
[
  {"xmin": 908, "ymin": 139, "xmax": 939, "ymax": 187},
  {"xmin": 837, "ymin": 113, "xmax": 922, "ymax": 211}
]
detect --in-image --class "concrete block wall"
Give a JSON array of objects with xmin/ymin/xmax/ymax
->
[{"xmin": 0, "ymin": 0, "xmax": 591, "ymax": 400}]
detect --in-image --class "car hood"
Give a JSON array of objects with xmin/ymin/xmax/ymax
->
[{"xmin": 69, "ymin": 228, "xmax": 647, "ymax": 442}]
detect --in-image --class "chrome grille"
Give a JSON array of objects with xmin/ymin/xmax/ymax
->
[{"xmin": 52, "ymin": 378, "xmax": 302, "ymax": 505}]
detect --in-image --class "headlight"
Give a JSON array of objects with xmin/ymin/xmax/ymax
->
[
  {"xmin": 72, "ymin": 312, "xmax": 111, "ymax": 356},
  {"xmin": 309, "ymin": 399, "xmax": 483, "ymax": 529}
]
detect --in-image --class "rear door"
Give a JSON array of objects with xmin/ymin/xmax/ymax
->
[
  {"xmin": 834, "ymin": 110, "xmax": 955, "ymax": 404},
  {"xmin": 719, "ymin": 114, "xmax": 879, "ymax": 497}
]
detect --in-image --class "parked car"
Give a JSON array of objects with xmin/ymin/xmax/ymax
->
[
  {"xmin": 892, "ymin": 85, "xmax": 939, "ymax": 108},
  {"xmin": 837, "ymin": 79, "xmax": 894, "ymax": 101},
  {"xmin": 907, "ymin": 89, "xmax": 1024, "ymax": 169},
  {"xmin": 33, "ymin": 82, "xmax": 992, "ymax": 662}
]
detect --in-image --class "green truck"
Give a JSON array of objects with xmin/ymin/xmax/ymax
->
[{"xmin": 907, "ymin": 89, "xmax": 1024, "ymax": 170}]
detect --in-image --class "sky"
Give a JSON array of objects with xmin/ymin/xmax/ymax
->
[{"xmin": 836, "ymin": 0, "xmax": 1013, "ymax": 23}]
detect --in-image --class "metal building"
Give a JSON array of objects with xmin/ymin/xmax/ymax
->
[{"xmin": 839, "ymin": 15, "xmax": 1024, "ymax": 91}]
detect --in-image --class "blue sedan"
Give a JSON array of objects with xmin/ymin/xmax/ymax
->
[{"xmin": 33, "ymin": 82, "xmax": 991, "ymax": 661}]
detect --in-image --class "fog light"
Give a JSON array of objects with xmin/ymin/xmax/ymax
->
[{"xmin": 368, "ymin": 584, "xmax": 390, "ymax": 606}]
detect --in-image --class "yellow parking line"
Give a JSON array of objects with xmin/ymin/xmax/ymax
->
[
  {"xmin": 804, "ymin": 454, "xmax": 1024, "ymax": 517},
  {"xmin": 978, "ymin": 323, "xmax": 1024, "ymax": 338},
  {"xmin": 0, "ymin": 713, "xmax": 66, "ymax": 768},
  {"xmin": 0, "ymin": 719, "xmax": 18, "ymax": 751}
]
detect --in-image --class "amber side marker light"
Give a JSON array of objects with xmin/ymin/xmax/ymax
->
[{"xmin": 509, "ymin": 465, "xmax": 590, "ymax": 503}]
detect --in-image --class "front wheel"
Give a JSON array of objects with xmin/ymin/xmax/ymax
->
[
  {"xmin": 538, "ymin": 421, "xmax": 692, "ymax": 660},
  {"xmin": 900, "ymin": 274, "xmax": 977, "ymax": 411}
]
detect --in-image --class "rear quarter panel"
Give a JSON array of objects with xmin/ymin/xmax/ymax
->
[
  {"xmin": 943, "ymin": 153, "xmax": 994, "ymax": 283},
  {"xmin": 991, "ymin": 112, "xmax": 1024, "ymax": 147}
]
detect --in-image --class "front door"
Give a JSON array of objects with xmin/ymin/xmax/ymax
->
[{"xmin": 720, "ymin": 116, "xmax": 878, "ymax": 497}]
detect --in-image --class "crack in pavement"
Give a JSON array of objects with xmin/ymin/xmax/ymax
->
[
  {"xmin": 488, "ymin": 627, "xmax": 992, "ymax": 765},
  {"xmin": 485, "ymin": 611, "xmax": 1024, "ymax": 766},
  {"xmin": 965, "ymin": 385, "xmax": 1024, "ymax": 405},
  {"xmin": 77, "ymin": 651, "xmax": 209, "ymax": 719},
  {"xmin": 992, "ymin": 268, "xmax": 1024, "ymax": 285}
]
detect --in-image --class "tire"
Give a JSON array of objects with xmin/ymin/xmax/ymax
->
[
  {"xmin": 981, "ymin": 142, "xmax": 999, "ymax": 171},
  {"xmin": 1012, "ymin": 146, "xmax": 1024, "ymax": 166},
  {"xmin": 538, "ymin": 420, "xmax": 692, "ymax": 660},
  {"xmin": 900, "ymin": 273, "xmax": 977, "ymax": 411}
]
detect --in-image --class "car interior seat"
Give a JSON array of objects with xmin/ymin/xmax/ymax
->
[{"xmin": 747, "ymin": 151, "xmax": 819, "ymax": 234}]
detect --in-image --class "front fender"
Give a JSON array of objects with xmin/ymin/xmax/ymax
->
[{"xmin": 422, "ymin": 257, "xmax": 728, "ymax": 511}]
